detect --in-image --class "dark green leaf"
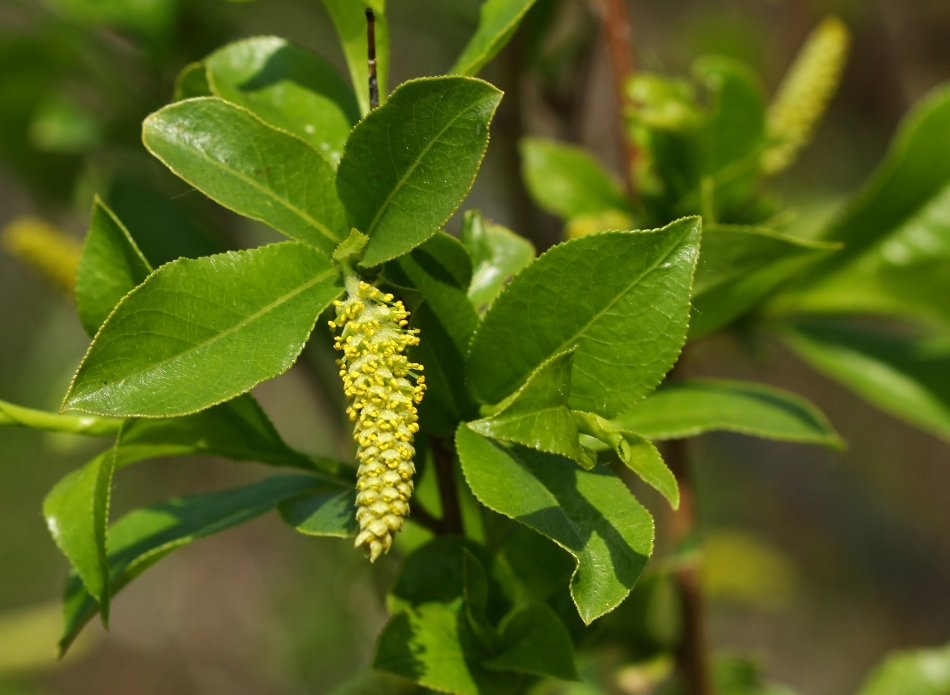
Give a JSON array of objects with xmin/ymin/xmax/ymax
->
[
  {"xmin": 573, "ymin": 411, "xmax": 679, "ymax": 508},
  {"xmin": 173, "ymin": 62, "xmax": 211, "ymax": 101},
  {"xmin": 75, "ymin": 197, "xmax": 152, "ymax": 337},
  {"xmin": 278, "ymin": 486, "xmax": 357, "ymax": 537},
  {"xmin": 43, "ymin": 438, "xmax": 120, "ymax": 624},
  {"xmin": 337, "ymin": 77, "xmax": 502, "ymax": 267},
  {"xmin": 206, "ymin": 36, "xmax": 359, "ymax": 166},
  {"xmin": 469, "ymin": 350, "xmax": 594, "ymax": 469},
  {"xmin": 143, "ymin": 97, "xmax": 346, "ymax": 254},
  {"xmin": 858, "ymin": 643, "xmax": 950, "ymax": 695},
  {"xmin": 321, "ymin": 0, "xmax": 389, "ymax": 116},
  {"xmin": 483, "ymin": 603, "xmax": 579, "ymax": 681},
  {"xmin": 460, "ymin": 210, "xmax": 535, "ymax": 313},
  {"xmin": 451, "ymin": 0, "xmax": 538, "ymax": 76},
  {"xmin": 468, "ymin": 218, "xmax": 701, "ymax": 418},
  {"xmin": 783, "ymin": 321, "xmax": 950, "ymax": 444},
  {"xmin": 64, "ymin": 242, "xmax": 342, "ymax": 417},
  {"xmin": 59, "ymin": 474, "xmax": 327, "ymax": 655},
  {"xmin": 690, "ymin": 224, "xmax": 837, "ymax": 338},
  {"xmin": 610, "ymin": 378, "xmax": 842, "ymax": 447},
  {"xmin": 520, "ymin": 137, "xmax": 631, "ymax": 220},
  {"xmin": 457, "ymin": 426, "xmax": 653, "ymax": 624}
]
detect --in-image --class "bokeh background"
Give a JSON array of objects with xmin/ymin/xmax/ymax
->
[{"xmin": 0, "ymin": 0, "xmax": 948, "ymax": 693}]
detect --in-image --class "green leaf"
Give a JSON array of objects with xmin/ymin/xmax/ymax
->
[
  {"xmin": 816, "ymin": 84, "xmax": 950, "ymax": 265},
  {"xmin": 206, "ymin": 36, "xmax": 359, "ymax": 166},
  {"xmin": 321, "ymin": 0, "xmax": 389, "ymax": 116},
  {"xmin": 858, "ymin": 643, "xmax": 950, "ymax": 695},
  {"xmin": 690, "ymin": 224, "xmax": 837, "ymax": 338},
  {"xmin": 173, "ymin": 62, "xmax": 211, "ymax": 101},
  {"xmin": 374, "ymin": 601, "xmax": 530, "ymax": 695},
  {"xmin": 467, "ymin": 218, "xmax": 702, "ymax": 419},
  {"xmin": 143, "ymin": 97, "xmax": 346, "ymax": 254},
  {"xmin": 451, "ymin": 0, "xmax": 538, "ymax": 77},
  {"xmin": 783, "ymin": 321, "xmax": 950, "ymax": 444},
  {"xmin": 64, "ymin": 242, "xmax": 342, "ymax": 417},
  {"xmin": 43, "ymin": 437, "xmax": 121, "ymax": 625},
  {"xmin": 460, "ymin": 210, "xmax": 535, "ymax": 313},
  {"xmin": 469, "ymin": 350, "xmax": 594, "ymax": 469},
  {"xmin": 456, "ymin": 426, "xmax": 654, "ymax": 624},
  {"xmin": 573, "ymin": 411, "xmax": 679, "ymax": 509},
  {"xmin": 327, "ymin": 671, "xmax": 422, "ymax": 695},
  {"xmin": 389, "ymin": 535, "xmax": 475, "ymax": 612},
  {"xmin": 520, "ymin": 137, "xmax": 631, "ymax": 221},
  {"xmin": 278, "ymin": 486, "xmax": 357, "ymax": 537},
  {"xmin": 337, "ymin": 77, "xmax": 502, "ymax": 267},
  {"xmin": 59, "ymin": 474, "xmax": 327, "ymax": 655},
  {"xmin": 483, "ymin": 603, "xmax": 579, "ymax": 682},
  {"xmin": 609, "ymin": 378, "xmax": 842, "ymax": 447},
  {"xmin": 0, "ymin": 399, "xmax": 122, "ymax": 437},
  {"xmin": 75, "ymin": 196, "xmax": 152, "ymax": 337}
]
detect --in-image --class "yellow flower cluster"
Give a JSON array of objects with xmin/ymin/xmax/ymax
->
[
  {"xmin": 763, "ymin": 17, "xmax": 850, "ymax": 175},
  {"xmin": 330, "ymin": 280, "xmax": 425, "ymax": 562}
]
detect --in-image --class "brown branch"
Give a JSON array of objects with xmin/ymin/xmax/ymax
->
[
  {"xmin": 666, "ymin": 437, "xmax": 713, "ymax": 695},
  {"xmin": 430, "ymin": 436, "xmax": 464, "ymax": 535},
  {"xmin": 591, "ymin": 0, "xmax": 639, "ymax": 194}
]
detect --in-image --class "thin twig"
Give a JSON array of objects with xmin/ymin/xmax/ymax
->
[
  {"xmin": 366, "ymin": 8, "xmax": 379, "ymax": 110},
  {"xmin": 591, "ymin": 0, "xmax": 639, "ymax": 194},
  {"xmin": 430, "ymin": 436, "xmax": 464, "ymax": 535}
]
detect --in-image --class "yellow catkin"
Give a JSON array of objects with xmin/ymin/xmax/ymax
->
[
  {"xmin": 331, "ymin": 279, "xmax": 425, "ymax": 562},
  {"xmin": 762, "ymin": 17, "xmax": 850, "ymax": 175},
  {"xmin": 1, "ymin": 217, "xmax": 82, "ymax": 298}
]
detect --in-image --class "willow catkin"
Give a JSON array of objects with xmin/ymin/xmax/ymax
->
[
  {"xmin": 330, "ymin": 279, "xmax": 425, "ymax": 562},
  {"xmin": 1, "ymin": 217, "xmax": 82, "ymax": 298},
  {"xmin": 763, "ymin": 17, "xmax": 850, "ymax": 175}
]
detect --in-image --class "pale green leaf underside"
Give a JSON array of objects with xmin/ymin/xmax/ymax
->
[
  {"xmin": 59, "ymin": 474, "xmax": 328, "ymax": 655},
  {"xmin": 337, "ymin": 76, "xmax": 502, "ymax": 267},
  {"xmin": 64, "ymin": 242, "xmax": 342, "ymax": 417},
  {"xmin": 457, "ymin": 426, "xmax": 653, "ymax": 625},
  {"xmin": 461, "ymin": 210, "xmax": 535, "ymax": 313},
  {"xmin": 206, "ymin": 36, "xmax": 359, "ymax": 166},
  {"xmin": 451, "ymin": 0, "xmax": 538, "ymax": 77},
  {"xmin": 143, "ymin": 97, "xmax": 346, "ymax": 254},
  {"xmin": 76, "ymin": 197, "xmax": 152, "ymax": 337},
  {"xmin": 610, "ymin": 378, "xmax": 842, "ymax": 447},
  {"xmin": 468, "ymin": 218, "xmax": 701, "ymax": 419}
]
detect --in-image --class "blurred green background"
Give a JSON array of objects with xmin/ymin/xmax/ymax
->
[{"xmin": 0, "ymin": 0, "xmax": 948, "ymax": 693}]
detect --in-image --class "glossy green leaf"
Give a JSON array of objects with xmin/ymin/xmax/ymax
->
[
  {"xmin": 337, "ymin": 77, "xmax": 502, "ymax": 267},
  {"xmin": 43, "ymin": 438, "xmax": 120, "ymax": 624},
  {"xmin": 374, "ymin": 601, "xmax": 530, "ymax": 695},
  {"xmin": 64, "ymin": 242, "xmax": 342, "ymax": 417},
  {"xmin": 468, "ymin": 218, "xmax": 701, "ymax": 418},
  {"xmin": 278, "ymin": 486, "xmax": 357, "ymax": 537},
  {"xmin": 520, "ymin": 137, "xmax": 631, "ymax": 220},
  {"xmin": 483, "ymin": 603, "xmax": 579, "ymax": 681},
  {"xmin": 75, "ymin": 197, "xmax": 152, "ymax": 337},
  {"xmin": 783, "ymin": 322, "xmax": 950, "ymax": 443},
  {"xmin": 59, "ymin": 474, "xmax": 327, "ymax": 655},
  {"xmin": 610, "ymin": 378, "xmax": 842, "ymax": 447},
  {"xmin": 389, "ymin": 535, "xmax": 477, "ymax": 612},
  {"xmin": 451, "ymin": 0, "xmax": 538, "ymax": 76},
  {"xmin": 173, "ymin": 62, "xmax": 211, "ymax": 101},
  {"xmin": 858, "ymin": 643, "xmax": 950, "ymax": 695},
  {"xmin": 206, "ymin": 36, "xmax": 359, "ymax": 166},
  {"xmin": 469, "ymin": 350, "xmax": 594, "ymax": 469},
  {"xmin": 0, "ymin": 399, "xmax": 121, "ymax": 437},
  {"xmin": 321, "ymin": 0, "xmax": 389, "ymax": 116},
  {"xmin": 457, "ymin": 426, "xmax": 654, "ymax": 624},
  {"xmin": 460, "ymin": 210, "xmax": 535, "ymax": 313},
  {"xmin": 690, "ymin": 224, "xmax": 837, "ymax": 338},
  {"xmin": 822, "ymin": 84, "xmax": 950, "ymax": 260},
  {"xmin": 143, "ymin": 97, "xmax": 346, "ymax": 254},
  {"xmin": 573, "ymin": 411, "xmax": 679, "ymax": 509}
]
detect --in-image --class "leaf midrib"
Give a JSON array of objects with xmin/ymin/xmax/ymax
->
[
  {"xmin": 366, "ymin": 95, "xmax": 490, "ymax": 237},
  {"xmin": 148, "ymin": 115, "xmax": 340, "ymax": 246},
  {"xmin": 73, "ymin": 268, "xmax": 337, "ymax": 403}
]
